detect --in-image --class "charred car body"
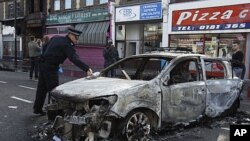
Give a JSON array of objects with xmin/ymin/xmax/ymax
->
[{"xmin": 46, "ymin": 52, "xmax": 245, "ymax": 141}]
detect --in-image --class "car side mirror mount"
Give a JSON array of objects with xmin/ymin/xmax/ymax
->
[{"xmin": 163, "ymin": 75, "xmax": 170, "ymax": 86}]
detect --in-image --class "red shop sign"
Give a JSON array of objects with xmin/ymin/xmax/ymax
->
[{"xmin": 172, "ymin": 3, "xmax": 250, "ymax": 31}]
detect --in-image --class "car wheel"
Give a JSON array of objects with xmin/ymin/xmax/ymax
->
[{"xmin": 122, "ymin": 111, "xmax": 151, "ymax": 141}]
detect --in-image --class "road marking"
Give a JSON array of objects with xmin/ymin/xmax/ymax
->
[
  {"xmin": 18, "ymin": 85, "xmax": 36, "ymax": 90},
  {"xmin": 217, "ymin": 134, "xmax": 228, "ymax": 141},
  {"xmin": 221, "ymin": 127, "xmax": 230, "ymax": 131},
  {"xmin": 10, "ymin": 96, "xmax": 33, "ymax": 104},
  {"xmin": 0, "ymin": 81, "xmax": 7, "ymax": 84},
  {"xmin": 8, "ymin": 106, "xmax": 18, "ymax": 109}
]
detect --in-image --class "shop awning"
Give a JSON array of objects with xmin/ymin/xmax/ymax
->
[{"xmin": 76, "ymin": 21, "xmax": 109, "ymax": 45}]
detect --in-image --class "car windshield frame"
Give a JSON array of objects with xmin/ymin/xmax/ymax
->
[{"xmin": 100, "ymin": 55, "xmax": 173, "ymax": 81}]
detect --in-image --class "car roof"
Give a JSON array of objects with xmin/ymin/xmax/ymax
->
[{"xmin": 128, "ymin": 52, "xmax": 207, "ymax": 59}]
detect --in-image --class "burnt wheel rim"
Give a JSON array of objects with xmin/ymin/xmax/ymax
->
[{"xmin": 125, "ymin": 112, "xmax": 150, "ymax": 141}]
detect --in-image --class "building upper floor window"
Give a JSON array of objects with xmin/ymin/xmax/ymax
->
[
  {"xmin": 86, "ymin": 0, "xmax": 94, "ymax": 6},
  {"xmin": 16, "ymin": 2, "xmax": 21, "ymax": 17},
  {"xmin": 8, "ymin": 3, "xmax": 14, "ymax": 18},
  {"xmin": 54, "ymin": 0, "xmax": 60, "ymax": 11},
  {"xmin": 7, "ymin": 2, "xmax": 21, "ymax": 18},
  {"xmin": 100, "ymin": 0, "xmax": 108, "ymax": 4},
  {"xmin": 65, "ymin": 0, "xmax": 72, "ymax": 9}
]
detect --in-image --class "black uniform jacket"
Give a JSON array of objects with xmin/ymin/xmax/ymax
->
[{"xmin": 43, "ymin": 35, "xmax": 89, "ymax": 72}]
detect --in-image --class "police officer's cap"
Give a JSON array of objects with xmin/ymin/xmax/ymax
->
[{"xmin": 68, "ymin": 27, "xmax": 82, "ymax": 36}]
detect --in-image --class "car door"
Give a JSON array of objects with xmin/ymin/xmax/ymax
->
[
  {"xmin": 201, "ymin": 57, "xmax": 243, "ymax": 117},
  {"xmin": 161, "ymin": 57, "xmax": 206, "ymax": 123}
]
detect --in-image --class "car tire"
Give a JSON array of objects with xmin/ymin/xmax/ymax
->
[{"xmin": 121, "ymin": 111, "xmax": 151, "ymax": 141}]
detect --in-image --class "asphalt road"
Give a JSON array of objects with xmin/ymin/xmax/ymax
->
[
  {"xmin": 0, "ymin": 71, "xmax": 45, "ymax": 141},
  {"xmin": 0, "ymin": 71, "xmax": 249, "ymax": 141}
]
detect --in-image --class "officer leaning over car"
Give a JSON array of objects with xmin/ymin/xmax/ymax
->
[{"xmin": 33, "ymin": 27, "xmax": 93, "ymax": 115}]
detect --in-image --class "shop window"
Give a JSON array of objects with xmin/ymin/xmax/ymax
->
[
  {"xmin": 218, "ymin": 34, "xmax": 246, "ymax": 58},
  {"xmin": 143, "ymin": 23, "xmax": 162, "ymax": 52},
  {"xmin": 86, "ymin": 0, "xmax": 94, "ymax": 6},
  {"xmin": 170, "ymin": 34, "xmax": 246, "ymax": 58},
  {"xmin": 204, "ymin": 34, "xmax": 219, "ymax": 57},
  {"xmin": 3, "ymin": 40, "xmax": 21, "ymax": 59},
  {"xmin": 65, "ymin": 0, "xmax": 72, "ymax": 9},
  {"xmin": 170, "ymin": 34, "xmax": 204, "ymax": 53},
  {"xmin": 54, "ymin": 0, "xmax": 60, "ymax": 11},
  {"xmin": 99, "ymin": 0, "xmax": 108, "ymax": 4}
]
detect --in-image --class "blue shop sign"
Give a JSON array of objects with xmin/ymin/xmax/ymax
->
[{"xmin": 140, "ymin": 3, "xmax": 162, "ymax": 20}]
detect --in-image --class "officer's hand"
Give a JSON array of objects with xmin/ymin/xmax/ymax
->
[{"xmin": 86, "ymin": 68, "xmax": 93, "ymax": 76}]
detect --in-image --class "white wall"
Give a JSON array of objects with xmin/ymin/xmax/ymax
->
[
  {"xmin": 162, "ymin": 0, "xmax": 169, "ymax": 47},
  {"xmin": 109, "ymin": 1, "xmax": 116, "ymax": 43},
  {"xmin": 126, "ymin": 24, "xmax": 143, "ymax": 56},
  {"xmin": 126, "ymin": 24, "xmax": 141, "ymax": 41}
]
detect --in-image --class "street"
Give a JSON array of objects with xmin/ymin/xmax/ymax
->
[
  {"xmin": 0, "ymin": 70, "xmax": 250, "ymax": 141},
  {"xmin": 0, "ymin": 70, "xmax": 44, "ymax": 141}
]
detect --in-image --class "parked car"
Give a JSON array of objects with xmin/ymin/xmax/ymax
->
[{"xmin": 46, "ymin": 51, "xmax": 245, "ymax": 141}]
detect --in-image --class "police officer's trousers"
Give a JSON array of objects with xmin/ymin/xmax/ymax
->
[{"xmin": 33, "ymin": 63, "xmax": 59, "ymax": 112}]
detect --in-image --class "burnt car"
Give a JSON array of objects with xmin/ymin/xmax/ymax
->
[{"xmin": 46, "ymin": 52, "xmax": 245, "ymax": 141}]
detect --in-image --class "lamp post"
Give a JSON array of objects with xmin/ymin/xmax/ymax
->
[{"xmin": 14, "ymin": 0, "xmax": 17, "ymax": 69}]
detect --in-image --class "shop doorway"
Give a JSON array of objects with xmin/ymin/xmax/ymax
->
[
  {"xmin": 117, "ymin": 42, "xmax": 125, "ymax": 58},
  {"xmin": 126, "ymin": 42, "xmax": 136, "ymax": 57}
]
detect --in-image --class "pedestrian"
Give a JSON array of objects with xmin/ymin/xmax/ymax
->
[
  {"xmin": 103, "ymin": 39, "xmax": 119, "ymax": 77},
  {"xmin": 33, "ymin": 27, "xmax": 93, "ymax": 115},
  {"xmin": 28, "ymin": 36, "xmax": 41, "ymax": 80},
  {"xmin": 41, "ymin": 36, "xmax": 50, "ymax": 55},
  {"xmin": 36, "ymin": 38, "xmax": 43, "ymax": 47},
  {"xmin": 231, "ymin": 41, "xmax": 244, "ymax": 78}
]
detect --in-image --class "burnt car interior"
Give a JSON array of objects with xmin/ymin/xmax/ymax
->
[
  {"xmin": 102, "ymin": 57, "xmax": 171, "ymax": 80},
  {"xmin": 204, "ymin": 60, "xmax": 226, "ymax": 79},
  {"xmin": 169, "ymin": 59, "xmax": 203, "ymax": 85}
]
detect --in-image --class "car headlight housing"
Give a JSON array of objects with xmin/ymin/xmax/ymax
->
[{"xmin": 88, "ymin": 95, "xmax": 118, "ymax": 113}]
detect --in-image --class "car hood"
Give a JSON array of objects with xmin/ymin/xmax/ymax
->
[{"xmin": 52, "ymin": 77, "xmax": 146, "ymax": 101}]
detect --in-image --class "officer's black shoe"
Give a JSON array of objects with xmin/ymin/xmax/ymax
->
[{"xmin": 33, "ymin": 110, "xmax": 46, "ymax": 116}]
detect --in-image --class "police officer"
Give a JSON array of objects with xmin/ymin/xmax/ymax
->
[{"xmin": 33, "ymin": 27, "xmax": 93, "ymax": 115}]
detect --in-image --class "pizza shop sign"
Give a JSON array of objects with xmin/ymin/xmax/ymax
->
[{"xmin": 172, "ymin": 3, "xmax": 250, "ymax": 31}]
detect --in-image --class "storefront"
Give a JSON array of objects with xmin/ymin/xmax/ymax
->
[
  {"xmin": 168, "ymin": 0, "xmax": 250, "ymax": 77},
  {"xmin": 1, "ymin": 26, "xmax": 22, "ymax": 60},
  {"xmin": 115, "ymin": 2, "xmax": 162, "ymax": 58},
  {"xmin": 45, "ymin": 8, "xmax": 110, "ymax": 74}
]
